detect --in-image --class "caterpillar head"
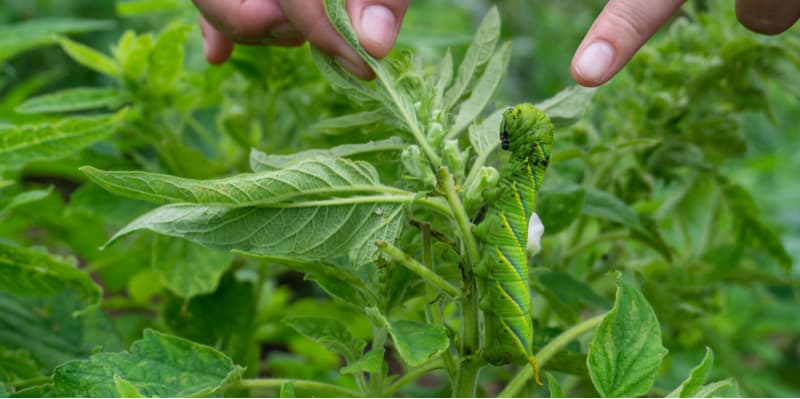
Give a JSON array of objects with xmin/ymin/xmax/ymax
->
[{"xmin": 500, "ymin": 103, "xmax": 554, "ymax": 164}]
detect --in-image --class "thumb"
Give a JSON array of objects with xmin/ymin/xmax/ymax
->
[{"xmin": 348, "ymin": 0, "xmax": 409, "ymax": 58}]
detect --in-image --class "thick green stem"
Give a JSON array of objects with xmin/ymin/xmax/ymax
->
[
  {"xmin": 376, "ymin": 240, "xmax": 461, "ymax": 298},
  {"xmin": 437, "ymin": 166, "xmax": 483, "ymax": 397},
  {"xmin": 422, "ymin": 224, "xmax": 459, "ymax": 380},
  {"xmin": 237, "ymin": 379, "xmax": 362, "ymax": 397},
  {"xmin": 498, "ymin": 313, "xmax": 606, "ymax": 397}
]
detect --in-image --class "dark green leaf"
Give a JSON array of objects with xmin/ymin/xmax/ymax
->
[
  {"xmin": 587, "ymin": 276, "xmax": 667, "ymax": 397},
  {"xmin": 0, "ymin": 347, "xmax": 40, "ymax": 383},
  {"xmin": 367, "ymin": 308, "xmax": 449, "ymax": 367},
  {"xmin": 53, "ymin": 329, "xmax": 243, "ymax": 397},
  {"xmin": 152, "ymin": 237, "xmax": 233, "ymax": 299},
  {"xmin": 537, "ymin": 186, "xmax": 586, "ymax": 235},
  {"xmin": 16, "ymin": 87, "xmax": 125, "ymax": 114},
  {"xmin": 283, "ymin": 316, "xmax": 362, "ymax": 362}
]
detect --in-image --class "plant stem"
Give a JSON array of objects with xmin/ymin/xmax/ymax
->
[
  {"xmin": 498, "ymin": 313, "xmax": 606, "ymax": 398},
  {"xmin": 383, "ymin": 360, "xmax": 444, "ymax": 396},
  {"xmin": 437, "ymin": 166, "xmax": 483, "ymax": 397},
  {"xmin": 422, "ymin": 224, "xmax": 458, "ymax": 380},
  {"xmin": 369, "ymin": 325, "xmax": 389, "ymax": 396},
  {"xmin": 10, "ymin": 376, "xmax": 51, "ymax": 390},
  {"xmin": 237, "ymin": 379, "xmax": 362, "ymax": 397},
  {"xmin": 376, "ymin": 240, "xmax": 461, "ymax": 298}
]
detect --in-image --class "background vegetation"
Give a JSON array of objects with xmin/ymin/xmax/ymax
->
[{"xmin": 0, "ymin": 0, "xmax": 798, "ymax": 397}]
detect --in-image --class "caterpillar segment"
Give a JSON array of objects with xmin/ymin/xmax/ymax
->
[{"xmin": 474, "ymin": 104, "xmax": 553, "ymax": 384}]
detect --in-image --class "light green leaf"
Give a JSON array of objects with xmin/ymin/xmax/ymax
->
[
  {"xmin": 114, "ymin": 31, "xmax": 154, "ymax": 81},
  {"xmin": 310, "ymin": 48, "xmax": 376, "ymax": 103},
  {"xmin": 587, "ymin": 276, "xmax": 668, "ymax": 397},
  {"xmin": 450, "ymin": 42, "xmax": 511, "ymax": 138},
  {"xmin": 0, "ymin": 347, "xmax": 40, "ymax": 383},
  {"xmin": 0, "ymin": 112, "xmax": 124, "ymax": 167},
  {"xmin": 367, "ymin": 308, "xmax": 449, "ymax": 367},
  {"xmin": 443, "ymin": 6, "xmax": 501, "ymax": 111},
  {"xmin": 53, "ymin": 329, "xmax": 243, "ymax": 397},
  {"xmin": 113, "ymin": 374, "xmax": 144, "ymax": 398},
  {"xmin": 312, "ymin": 110, "xmax": 391, "ymax": 133},
  {"xmin": 250, "ymin": 138, "xmax": 405, "ymax": 172},
  {"xmin": 468, "ymin": 108, "xmax": 505, "ymax": 157},
  {"xmin": 0, "ymin": 290, "xmax": 122, "ymax": 370},
  {"xmin": 152, "ymin": 237, "xmax": 233, "ymax": 299},
  {"xmin": 283, "ymin": 316, "xmax": 362, "ymax": 362},
  {"xmin": 433, "ymin": 49, "xmax": 453, "ymax": 110},
  {"xmin": 280, "ymin": 381, "xmax": 296, "ymax": 398},
  {"xmin": 537, "ymin": 186, "xmax": 586, "ymax": 235},
  {"xmin": 1, "ymin": 188, "xmax": 52, "ymax": 215},
  {"xmin": 16, "ymin": 87, "xmax": 125, "ymax": 114},
  {"xmin": 83, "ymin": 157, "xmax": 404, "ymax": 206},
  {"xmin": 535, "ymin": 86, "xmax": 596, "ymax": 127},
  {"xmin": 116, "ymin": 0, "xmax": 182, "ymax": 16},
  {"xmin": 667, "ymin": 347, "xmax": 714, "ymax": 398},
  {"xmin": 340, "ymin": 348, "xmax": 383, "ymax": 375},
  {"xmin": 0, "ymin": 243, "xmax": 101, "ymax": 314},
  {"xmin": 56, "ymin": 36, "xmax": 119, "ymax": 77},
  {"xmin": 148, "ymin": 24, "xmax": 191, "ymax": 91},
  {"xmin": 694, "ymin": 379, "xmax": 739, "ymax": 397},
  {"xmin": 0, "ymin": 18, "xmax": 113, "ymax": 64},
  {"xmin": 322, "ymin": 0, "xmax": 421, "ymax": 137},
  {"xmin": 108, "ymin": 202, "xmax": 405, "ymax": 267},
  {"xmin": 547, "ymin": 372, "xmax": 564, "ymax": 398}
]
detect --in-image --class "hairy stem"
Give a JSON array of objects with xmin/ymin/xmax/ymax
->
[
  {"xmin": 499, "ymin": 313, "xmax": 606, "ymax": 397},
  {"xmin": 376, "ymin": 240, "xmax": 461, "ymax": 298},
  {"xmin": 237, "ymin": 379, "xmax": 362, "ymax": 397},
  {"xmin": 422, "ymin": 224, "xmax": 459, "ymax": 380}
]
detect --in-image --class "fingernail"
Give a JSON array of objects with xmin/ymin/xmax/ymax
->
[
  {"xmin": 269, "ymin": 22, "xmax": 300, "ymax": 40},
  {"xmin": 575, "ymin": 41, "xmax": 614, "ymax": 83},
  {"xmin": 360, "ymin": 5, "xmax": 397, "ymax": 47}
]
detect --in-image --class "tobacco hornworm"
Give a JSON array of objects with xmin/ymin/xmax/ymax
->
[{"xmin": 474, "ymin": 103, "xmax": 553, "ymax": 381}]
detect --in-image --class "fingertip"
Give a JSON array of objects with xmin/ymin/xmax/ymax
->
[
  {"xmin": 571, "ymin": 40, "xmax": 616, "ymax": 87},
  {"xmin": 350, "ymin": 1, "xmax": 408, "ymax": 58},
  {"xmin": 200, "ymin": 20, "xmax": 234, "ymax": 65},
  {"xmin": 335, "ymin": 55, "xmax": 376, "ymax": 80}
]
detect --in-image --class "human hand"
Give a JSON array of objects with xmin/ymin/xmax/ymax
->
[
  {"xmin": 571, "ymin": 0, "xmax": 800, "ymax": 87},
  {"xmin": 192, "ymin": 0, "xmax": 409, "ymax": 80}
]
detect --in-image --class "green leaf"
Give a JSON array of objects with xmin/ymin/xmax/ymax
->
[
  {"xmin": 116, "ymin": 0, "xmax": 182, "ymax": 16},
  {"xmin": 0, "ymin": 18, "xmax": 113, "ymax": 64},
  {"xmin": 468, "ymin": 108, "xmax": 504, "ymax": 157},
  {"xmin": 282, "ymin": 316, "xmax": 362, "ymax": 362},
  {"xmin": 587, "ymin": 276, "xmax": 667, "ymax": 397},
  {"xmin": 56, "ymin": 36, "xmax": 119, "ymax": 77},
  {"xmin": 82, "ymin": 157, "xmax": 403, "ymax": 206},
  {"xmin": 113, "ymin": 374, "xmax": 144, "ymax": 398},
  {"xmin": 1, "ymin": 188, "xmax": 52, "ymax": 216},
  {"xmin": 582, "ymin": 188, "xmax": 643, "ymax": 230},
  {"xmin": 443, "ymin": 6, "xmax": 501, "ymax": 111},
  {"xmin": 535, "ymin": 86, "xmax": 596, "ymax": 127},
  {"xmin": 16, "ymin": 87, "xmax": 125, "ymax": 114},
  {"xmin": 0, "ymin": 113, "xmax": 124, "ymax": 167},
  {"xmin": 250, "ymin": 138, "xmax": 406, "ymax": 172},
  {"xmin": 537, "ymin": 186, "xmax": 586, "ymax": 235},
  {"xmin": 667, "ymin": 347, "xmax": 714, "ymax": 398},
  {"xmin": 53, "ymin": 329, "xmax": 243, "ymax": 397},
  {"xmin": 0, "ymin": 290, "xmax": 122, "ymax": 370},
  {"xmin": 322, "ymin": 0, "xmax": 421, "ymax": 137},
  {"xmin": 546, "ymin": 372, "xmax": 564, "ymax": 398},
  {"xmin": 450, "ymin": 42, "xmax": 511, "ymax": 137},
  {"xmin": 279, "ymin": 381, "xmax": 296, "ymax": 398},
  {"xmin": 152, "ymin": 237, "xmax": 233, "ymax": 299},
  {"xmin": 148, "ymin": 24, "xmax": 191, "ymax": 91},
  {"xmin": 310, "ymin": 48, "xmax": 376, "ymax": 103},
  {"xmin": 367, "ymin": 308, "xmax": 449, "ymax": 367},
  {"xmin": 433, "ymin": 49, "xmax": 453, "ymax": 109},
  {"xmin": 340, "ymin": 348, "xmax": 383, "ymax": 374},
  {"xmin": 113, "ymin": 31, "xmax": 154, "ymax": 81},
  {"xmin": 10, "ymin": 383, "xmax": 55, "ymax": 398},
  {"xmin": 312, "ymin": 110, "xmax": 391, "ymax": 133},
  {"xmin": 0, "ymin": 347, "xmax": 40, "ymax": 383},
  {"xmin": 0, "ymin": 243, "xmax": 101, "ymax": 314},
  {"xmin": 694, "ymin": 379, "xmax": 739, "ymax": 397}
]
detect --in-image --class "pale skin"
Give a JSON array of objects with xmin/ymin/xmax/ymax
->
[{"xmin": 194, "ymin": 0, "xmax": 800, "ymax": 86}]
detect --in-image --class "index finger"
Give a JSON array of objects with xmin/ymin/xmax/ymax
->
[{"xmin": 571, "ymin": 0, "xmax": 686, "ymax": 87}]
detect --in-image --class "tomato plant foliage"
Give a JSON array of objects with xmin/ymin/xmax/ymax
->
[{"xmin": 0, "ymin": 0, "xmax": 798, "ymax": 397}]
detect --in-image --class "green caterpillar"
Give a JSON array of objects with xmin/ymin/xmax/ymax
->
[{"xmin": 474, "ymin": 104, "xmax": 553, "ymax": 382}]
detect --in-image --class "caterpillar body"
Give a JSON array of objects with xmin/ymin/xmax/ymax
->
[{"xmin": 474, "ymin": 104, "xmax": 553, "ymax": 381}]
